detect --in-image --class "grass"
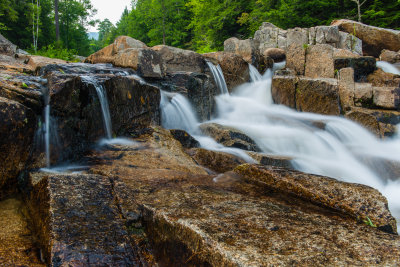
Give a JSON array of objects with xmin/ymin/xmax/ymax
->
[{"xmin": 29, "ymin": 44, "xmax": 81, "ymax": 62}]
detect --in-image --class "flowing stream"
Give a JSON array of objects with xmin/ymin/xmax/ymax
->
[
  {"xmin": 160, "ymin": 63, "xmax": 400, "ymax": 227},
  {"xmin": 376, "ymin": 61, "xmax": 400, "ymax": 75}
]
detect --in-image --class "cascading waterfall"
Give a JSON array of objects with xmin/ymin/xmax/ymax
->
[
  {"xmin": 81, "ymin": 76, "xmax": 136, "ymax": 147},
  {"xmin": 206, "ymin": 61, "xmax": 229, "ymax": 95},
  {"xmin": 212, "ymin": 66, "xmax": 400, "ymax": 227},
  {"xmin": 376, "ymin": 61, "xmax": 400, "ymax": 75},
  {"xmin": 160, "ymin": 90, "xmax": 255, "ymax": 162},
  {"xmin": 81, "ymin": 76, "xmax": 112, "ymax": 139},
  {"xmin": 44, "ymin": 104, "xmax": 50, "ymax": 167},
  {"xmin": 40, "ymin": 85, "xmax": 53, "ymax": 168},
  {"xmin": 249, "ymin": 64, "xmax": 262, "ymax": 82},
  {"xmin": 160, "ymin": 90, "xmax": 200, "ymax": 133},
  {"xmin": 161, "ymin": 63, "xmax": 400, "ymax": 228}
]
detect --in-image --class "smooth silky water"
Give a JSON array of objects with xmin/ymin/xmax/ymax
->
[{"xmin": 160, "ymin": 63, "xmax": 400, "ymax": 228}]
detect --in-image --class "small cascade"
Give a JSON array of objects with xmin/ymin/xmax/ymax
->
[
  {"xmin": 40, "ymin": 85, "xmax": 53, "ymax": 168},
  {"xmin": 161, "ymin": 61, "xmax": 400, "ymax": 226},
  {"xmin": 272, "ymin": 61, "xmax": 286, "ymax": 73},
  {"xmin": 160, "ymin": 90, "xmax": 200, "ymax": 133},
  {"xmin": 206, "ymin": 61, "xmax": 229, "ymax": 95},
  {"xmin": 249, "ymin": 64, "xmax": 262, "ymax": 82},
  {"xmin": 377, "ymin": 61, "xmax": 400, "ymax": 75},
  {"xmin": 81, "ymin": 76, "xmax": 112, "ymax": 139},
  {"xmin": 159, "ymin": 90, "xmax": 255, "ymax": 162},
  {"xmin": 44, "ymin": 105, "xmax": 51, "ymax": 167}
]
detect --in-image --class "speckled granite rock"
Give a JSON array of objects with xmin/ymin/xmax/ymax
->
[
  {"xmin": 84, "ymin": 127, "xmax": 400, "ymax": 266},
  {"xmin": 0, "ymin": 97, "xmax": 36, "ymax": 199},
  {"xmin": 0, "ymin": 198, "xmax": 44, "ymax": 266},
  {"xmin": 235, "ymin": 164, "xmax": 397, "ymax": 233},
  {"xmin": 27, "ymin": 172, "xmax": 145, "ymax": 266},
  {"xmin": 200, "ymin": 123, "xmax": 261, "ymax": 152}
]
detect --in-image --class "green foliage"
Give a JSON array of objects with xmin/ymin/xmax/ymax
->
[
  {"xmin": 30, "ymin": 44, "xmax": 80, "ymax": 61},
  {"xmin": 363, "ymin": 216, "xmax": 377, "ymax": 227},
  {"xmin": 1, "ymin": 0, "xmax": 399, "ymax": 57},
  {"xmin": 0, "ymin": 0, "xmax": 96, "ymax": 56}
]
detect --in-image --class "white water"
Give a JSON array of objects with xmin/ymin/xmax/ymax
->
[
  {"xmin": 249, "ymin": 64, "xmax": 262, "ymax": 82},
  {"xmin": 377, "ymin": 61, "xmax": 400, "ymax": 75},
  {"xmin": 160, "ymin": 65, "xmax": 400, "ymax": 228},
  {"xmin": 160, "ymin": 90, "xmax": 255, "ymax": 162},
  {"xmin": 44, "ymin": 105, "xmax": 51, "ymax": 168},
  {"xmin": 272, "ymin": 60, "xmax": 286, "ymax": 72},
  {"xmin": 206, "ymin": 61, "xmax": 229, "ymax": 95},
  {"xmin": 97, "ymin": 137, "xmax": 137, "ymax": 146},
  {"xmin": 81, "ymin": 76, "xmax": 112, "ymax": 139}
]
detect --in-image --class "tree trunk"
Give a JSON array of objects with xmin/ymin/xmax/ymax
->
[{"xmin": 54, "ymin": 0, "xmax": 59, "ymax": 41}]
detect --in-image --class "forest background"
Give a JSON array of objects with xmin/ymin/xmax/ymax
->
[{"xmin": 0, "ymin": 0, "xmax": 399, "ymax": 59}]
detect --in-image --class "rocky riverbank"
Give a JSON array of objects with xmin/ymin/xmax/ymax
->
[{"xmin": 0, "ymin": 19, "xmax": 400, "ymax": 266}]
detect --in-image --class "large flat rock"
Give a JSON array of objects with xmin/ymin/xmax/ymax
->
[{"xmin": 85, "ymin": 127, "xmax": 400, "ymax": 266}]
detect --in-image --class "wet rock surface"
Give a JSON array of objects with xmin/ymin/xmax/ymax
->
[
  {"xmin": 83, "ymin": 130, "xmax": 400, "ymax": 266},
  {"xmin": 40, "ymin": 64, "xmax": 160, "ymax": 162},
  {"xmin": 0, "ymin": 198, "xmax": 44, "ymax": 266},
  {"xmin": 170, "ymin": 129, "xmax": 200, "ymax": 149},
  {"xmin": 200, "ymin": 122, "xmax": 261, "ymax": 152},
  {"xmin": 1, "ymin": 30, "xmax": 400, "ymax": 266},
  {"xmin": 0, "ymin": 97, "xmax": 36, "ymax": 199},
  {"xmin": 188, "ymin": 148, "xmax": 246, "ymax": 173},
  {"xmin": 28, "ymin": 172, "xmax": 143, "ymax": 266},
  {"xmin": 148, "ymin": 70, "xmax": 218, "ymax": 121},
  {"xmin": 296, "ymin": 78, "xmax": 339, "ymax": 115},
  {"xmin": 345, "ymin": 107, "xmax": 400, "ymax": 138}
]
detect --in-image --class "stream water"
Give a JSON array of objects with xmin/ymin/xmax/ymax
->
[
  {"xmin": 377, "ymin": 61, "xmax": 400, "ymax": 75},
  {"xmin": 160, "ymin": 63, "xmax": 400, "ymax": 227}
]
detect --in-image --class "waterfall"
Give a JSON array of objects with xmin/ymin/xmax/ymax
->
[
  {"xmin": 249, "ymin": 64, "xmax": 262, "ymax": 82},
  {"xmin": 81, "ymin": 76, "xmax": 112, "ymax": 139},
  {"xmin": 160, "ymin": 90, "xmax": 200, "ymax": 133},
  {"xmin": 44, "ymin": 105, "xmax": 51, "ymax": 167},
  {"xmin": 211, "ymin": 64, "xmax": 400, "ymax": 227},
  {"xmin": 161, "ymin": 62, "xmax": 400, "ymax": 227},
  {"xmin": 377, "ymin": 61, "xmax": 400, "ymax": 75},
  {"xmin": 159, "ymin": 90, "xmax": 255, "ymax": 162},
  {"xmin": 206, "ymin": 61, "xmax": 229, "ymax": 95}
]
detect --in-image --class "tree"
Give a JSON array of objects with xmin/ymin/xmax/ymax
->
[
  {"xmin": 30, "ymin": 0, "xmax": 41, "ymax": 52},
  {"xmin": 58, "ymin": 0, "xmax": 97, "ymax": 55},
  {"xmin": 55, "ymin": 0, "xmax": 60, "ymax": 41},
  {"xmin": 350, "ymin": 0, "xmax": 367, "ymax": 22},
  {"xmin": 97, "ymin": 18, "xmax": 114, "ymax": 47}
]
